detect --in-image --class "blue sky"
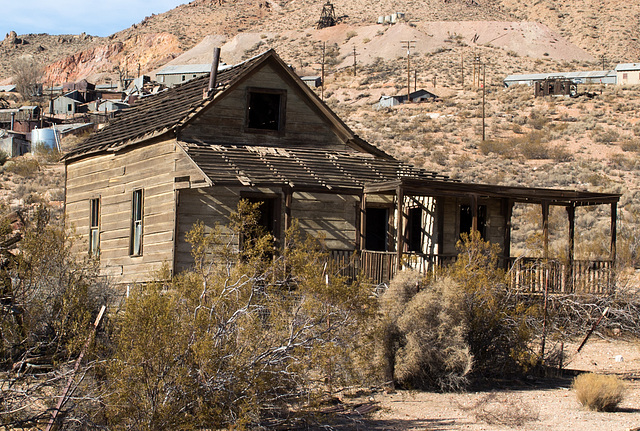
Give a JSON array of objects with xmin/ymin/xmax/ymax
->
[{"xmin": 1, "ymin": 1, "xmax": 187, "ymax": 37}]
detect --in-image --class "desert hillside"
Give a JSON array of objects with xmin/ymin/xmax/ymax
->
[{"xmin": 1, "ymin": 0, "xmax": 639, "ymax": 84}]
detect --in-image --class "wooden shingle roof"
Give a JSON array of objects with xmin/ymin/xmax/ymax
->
[
  {"xmin": 181, "ymin": 142, "xmax": 449, "ymax": 192},
  {"xmin": 65, "ymin": 53, "xmax": 267, "ymax": 159}
]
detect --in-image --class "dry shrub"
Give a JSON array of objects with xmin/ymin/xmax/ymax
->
[
  {"xmin": 2, "ymin": 156, "xmax": 40, "ymax": 177},
  {"xmin": 377, "ymin": 270, "xmax": 471, "ymax": 391},
  {"xmin": 478, "ymin": 139, "xmax": 516, "ymax": 157},
  {"xmin": 572, "ymin": 373, "xmax": 625, "ymax": 411},
  {"xmin": 461, "ymin": 392, "xmax": 539, "ymax": 426}
]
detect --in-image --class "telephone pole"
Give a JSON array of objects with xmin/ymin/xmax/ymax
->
[
  {"xmin": 482, "ymin": 64, "xmax": 486, "ymax": 141},
  {"xmin": 353, "ymin": 46, "xmax": 358, "ymax": 76},
  {"xmin": 401, "ymin": 40, "xmax": 416, "ymax": 102},
  {"xmin": 321, "ymin": 42, "xmax": 326, "ymax": 101}
]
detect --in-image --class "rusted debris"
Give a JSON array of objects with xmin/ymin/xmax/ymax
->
[{"xmin": 577, "ymin": 306, "xmax": 610, "ymax": 353}]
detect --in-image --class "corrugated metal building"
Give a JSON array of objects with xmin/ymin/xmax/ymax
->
[{"xmin": 504, "ymin": 70, "xmax": 616, "ymax": 87}]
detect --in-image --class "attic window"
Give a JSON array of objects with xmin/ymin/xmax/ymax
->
[{"xmin": 246, "ymin": 88, "xmax": 286, "ymax": 132}]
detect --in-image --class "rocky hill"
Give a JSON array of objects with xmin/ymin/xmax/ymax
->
[{"xmin": 0, "ymin": 0, "xmax": 638, "ymax": 85}]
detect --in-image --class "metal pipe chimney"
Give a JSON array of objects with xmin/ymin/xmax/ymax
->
[
  {"xmin": 10, "ymin": 112, "xmax": 14, "ymax": 131},
  {"xmin": 205, "ymin": 47, "xmax": 221, "ymax": 99}
]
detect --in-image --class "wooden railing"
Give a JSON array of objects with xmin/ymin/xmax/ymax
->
[
  {"xmin": 507, "ymin": 258, "xmax": 614, "ymax": 294},
  {"xmin": 328, "ymin": 250, "xmax": 614, "ymax": 294}
]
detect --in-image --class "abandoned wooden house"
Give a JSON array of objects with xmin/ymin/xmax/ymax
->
[{"xmin": 63, "ymin": 49, "xmax": 620, "ymax": 293}]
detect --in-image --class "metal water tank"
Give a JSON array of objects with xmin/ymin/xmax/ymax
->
[
  {"xmin": 391, "ymin": 13, "xmax": 397, "ymax": 23},
  {"xmin": 31, "ymin": 128, "xmax": 59, "ymax": 150},
  {"xmin": 377, "ymin": 16, "xmax": 384, "ymax": 24}
]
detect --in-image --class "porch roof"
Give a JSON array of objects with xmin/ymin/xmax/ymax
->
[
  {"xmin": 364, "ymin": 177, "xmax": 620, "ymax": 206},
  {"xmin": 182, "ymin": 142, "xmax": 449, "ymax": 193}
]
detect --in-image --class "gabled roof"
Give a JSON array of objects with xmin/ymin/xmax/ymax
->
[
  {"xmin": 182, "ymin": 142, "xmax": 449, "ymax": 192},
  {"xmin": 65, "ymin": 49, "xmax": 387, "ymax": 161}
]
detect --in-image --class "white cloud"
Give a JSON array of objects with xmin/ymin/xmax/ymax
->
[{"xmin": 0, "ymin": 1, "xmax": 186, "ymax": 37}]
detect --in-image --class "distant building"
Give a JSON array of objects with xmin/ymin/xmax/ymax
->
[
  {"xmin": 615, "ymin": 63, "xmax": 640, "ymax": 85},
  {"xmin": 376, "ymin": 89, "xmax": 438, "ymax": 108},
  {"xmin": 300, "ymin": 76, "xmax": 322, "ymax": 88},
  {"xmin": 0, "ymin": 130, "xmax": 29, "ymax": 156},
  {"xmin": 504, "ymin": 70, "xmax": 616, "ymax": 87},
  {"xmin": 156, "ymin": 64, "xmax": 217, "ymax": 87}
]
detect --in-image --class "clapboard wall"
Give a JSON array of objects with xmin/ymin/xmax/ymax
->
[{"xmin": 65, "ymin": 137, "xmax": 202, "ymax": 284}]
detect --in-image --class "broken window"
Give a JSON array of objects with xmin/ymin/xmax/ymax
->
[
  {"xmin": 89, "ymin": 198, "xmax": 100, "ymax": 257},
  {"xmin": 246, "ymin": 88, "xmax": 286, "ymax": 132},
  {"xmin": 130, "ymin": 189, "xmax": 143, "ymax": 256}
]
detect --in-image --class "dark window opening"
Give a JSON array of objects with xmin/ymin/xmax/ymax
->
[
  {"xmin": 89, "ymin": 198, "xmax": 100, "ymax": 256},
  {"xmin": 460, "ymin": 204, "xmax": 487, "ymax": 239},
  {"xmin": 366, "ymin": 207, "xmax": 389, "ymax": 251},
  {"xmin": 130, "ymin": 189, "xmax": 143, "ymax": 256},
  {"xmin": 407, "ymin": 207, "xmax": 422, "ymax": 252},
  {"xmin": 247, "ymin": 90, "xmax": 285, "ymax": 131},
  {"xmin": 67, "ymin": 104, "xmax": 72, "ymax": 112},
  {"xmin": 246, "ymin": 197, "xmax": 278, "ymax": 237}
]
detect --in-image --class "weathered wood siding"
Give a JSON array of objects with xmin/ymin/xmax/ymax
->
[
  {"xmin": 292, "ymin": 191, "xmax": 358, "ymax": 250},
  {"xmin": 175, "ymin": 187, "xmax": 359, "ymax": 273},
  {"xmin": 65, "ymin": 138, "xmax": 202, "ymax": 284},
  {"xmin": 179, "ymin": 63, "xmax": 350, "ymax": 150},
  {"xmin": 440, "ymin": 197, "xmax": 506, "ymax": 255}
]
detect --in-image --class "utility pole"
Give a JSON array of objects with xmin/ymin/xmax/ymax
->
[
  {"xmin": 353, "ymin": 46, "xmax": 357, "ymax": 76},
  {"xmin": 401, "ymin": 40, "xmax": 416, "ymax": 102},
  {"xmin": 461, "ymin": 52, "xmax": 464, "ymax": 88},
  {"xmin": 414, "ymin": 70, "xmax": 417, "ymax": 92},
  {"xmin": 321, "ymin": 42, "xmax": 326, "ymax": 101},
  {"xmin": 482, "ymin": 63, "xmax": 486, "ymax": 141}
]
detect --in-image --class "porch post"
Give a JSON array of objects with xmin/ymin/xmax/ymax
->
[
  {"xmin": 610, "ymin": 202, "xmax": 617, "ymax": 263},
  {"xmin": 542, "ymin": 201, "xmax": 549, "ymax": 260},
  {"xmin": 355, "ymin": 191, "xmax": 363, "ymax": 251},
  {"xmin": 471, "ymin": 194, "xmax": 478, "ymax": 232},
  {"xmin": 567, "ymin": 204, "xmax": 575, "ymax": 291},
  {"xmin": 502, "ymin": 198, "xmax": 512, "ymax": 268},
  {"xmin": 360, "ymin": 193, "xmax": 367, "ymax": 250},
  {"xmin": 396, "ymin": 185, "xmax": 405, "ymax": 270},
  {"xmin": 283, "ymin": 186, "xmax": 292, "ymax": 231}
]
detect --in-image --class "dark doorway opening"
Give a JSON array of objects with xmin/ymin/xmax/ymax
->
[{"xmin": 366, "ymin": 207, "xmax": 389, "ymax": 251}]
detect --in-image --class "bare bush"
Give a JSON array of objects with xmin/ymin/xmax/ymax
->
[
  {"xmin": 10, "ymin": 57, "xmax": 42, "ymax": 99},
  {"xmin": 461, "ymin": 392, "xmax": 539, "ymax": 426}
]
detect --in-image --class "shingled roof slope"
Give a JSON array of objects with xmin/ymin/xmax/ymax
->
[
  {"xmin": 65, "ymin": 53, "xmax": 267, "ymax": 159},
  {"xmin": 181, "ymin": 142, "xmax": 449, "ymax": 191}
]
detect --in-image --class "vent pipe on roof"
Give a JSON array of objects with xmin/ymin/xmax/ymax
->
[{"xmin": 205, "ymin": 47, "xmax": 221, "ymax": 99}]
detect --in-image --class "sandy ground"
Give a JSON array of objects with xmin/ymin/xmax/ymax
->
[{"xmin": 325, "ymin": 338, "xmax": 640, "ymax": 430}]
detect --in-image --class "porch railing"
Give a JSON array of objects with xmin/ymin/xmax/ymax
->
[{"xmin": 328, "ymin": 250, "xmax": 614, "ymax": 294}]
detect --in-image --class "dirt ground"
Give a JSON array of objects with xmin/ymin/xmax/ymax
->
[{"xmin": 325, "ymin": 338, "xmax": 640, "ymax": 430}]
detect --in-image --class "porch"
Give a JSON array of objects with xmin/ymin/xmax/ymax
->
[{"xmin": 334, "ymin": 177, "xmax": 620, "ymax": 294}]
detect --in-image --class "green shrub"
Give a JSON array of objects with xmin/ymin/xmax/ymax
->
[{"xmin": 573, "ymin": 373, "xmax": 625, "ymax": 411}]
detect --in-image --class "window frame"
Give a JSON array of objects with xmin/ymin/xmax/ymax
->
[
  {"xmin": 89, "ymin": 197, "xmax": 100, "ymax": 257},
  {"xmin": 130, "ymin": 189, "xmax": 144, "ymax": 256},
  {"xmin": 244, "ymin": 87, "xmax": 287, "ymax": 135}
]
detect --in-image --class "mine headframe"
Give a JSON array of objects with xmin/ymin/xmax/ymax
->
[{"xmin": 317, "ymin": 1, "xmax": 337, "ymax": 29}]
